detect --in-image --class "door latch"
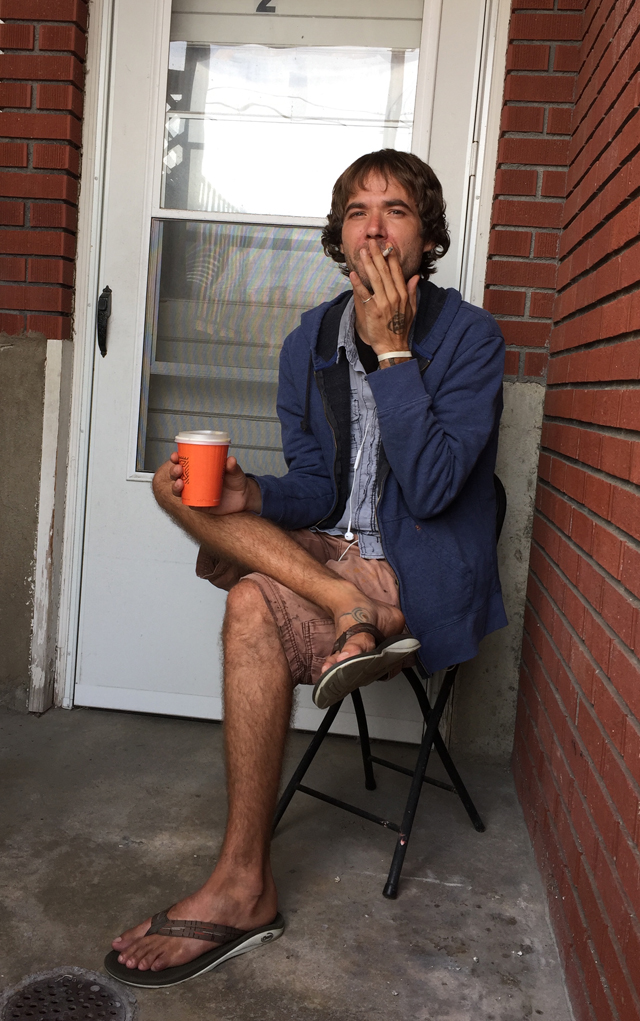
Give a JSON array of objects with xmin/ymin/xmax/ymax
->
[{"xmin": 97, "ymin": 285, "xmax": 112, "ymax": 358}]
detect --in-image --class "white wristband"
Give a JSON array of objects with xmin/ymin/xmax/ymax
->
[{"xmin": 377, "ymin": 350, "xmax": 413, "ymax": 363}]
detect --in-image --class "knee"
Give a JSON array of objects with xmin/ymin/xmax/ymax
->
[
  {"xmin": 225, "ymin": 579, "xmax": 268, "ymax": 623},
  {"xmin": 224, "ymin": 581, "xmax": 278, "ymax": 644}
]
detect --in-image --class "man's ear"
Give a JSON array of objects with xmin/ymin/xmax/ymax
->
[{"xmin": 423, "ymin": 239, "xmax": 435, "ymax": 253}]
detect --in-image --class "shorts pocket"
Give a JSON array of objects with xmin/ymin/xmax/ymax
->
[{"xmin": 302, "ymin": 618, "xmax": 336, "ymax": 685}]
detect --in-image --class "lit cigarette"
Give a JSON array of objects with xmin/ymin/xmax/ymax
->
[{"xmin": 382, "ymin": 246, "xmax": 393, "ymax": 257}]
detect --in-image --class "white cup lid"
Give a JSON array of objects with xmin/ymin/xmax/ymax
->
[{"xmin": 175, "ymin": 430, "xmax": 230, "ymax": 444}]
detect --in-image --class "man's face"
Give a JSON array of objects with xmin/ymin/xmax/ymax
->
[{"xmin": 339, "ymin": 172, "xmax": 431, "ymax": 291}]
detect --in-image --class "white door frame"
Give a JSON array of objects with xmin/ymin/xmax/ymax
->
[{"xmin": 50, "ymin": 0, "xmax": 511, "ymax": 711}]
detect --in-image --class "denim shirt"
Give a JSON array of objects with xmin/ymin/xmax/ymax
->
[{"xmin": 320, "ymin": 296, "xmax": 384, "ymax": 559}]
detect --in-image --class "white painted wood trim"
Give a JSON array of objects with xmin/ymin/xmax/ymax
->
[
  {"xmin": 149, "ymin": 208, "xmax": 328, "ymax": 228},
  {"xmin": 55, "ymin": 0, "xmax": 115, "ymax": 708},
  {"xmin": 29, "ymin": 339, "xmax": 73, "ymax": 713},
  {"xmin": 466, "ymin": 0, "xmax": 511, "ymax": 306},
  {"xmin": 411, "ymin": 0, "xmax": 443, "ymax": 162}
]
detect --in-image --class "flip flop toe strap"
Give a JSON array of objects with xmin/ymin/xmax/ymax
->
[
  {"xmin": 146, "ymin": 908, "xmax": 248, "ymax": 944},
  {"xmin": 332, "ymin": 622, "xmax": 385, "ymax": 654}
]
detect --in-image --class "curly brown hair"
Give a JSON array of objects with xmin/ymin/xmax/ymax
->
[{"xmin": 321, "ymin": 149, "xmax": 450, "ymax": 278}]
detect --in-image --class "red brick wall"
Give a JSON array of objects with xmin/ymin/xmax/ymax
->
[
  {"xmin": 485, "ymin": 0, "xmax": 583, "ymax": 382},
  {"xmin": 506, "ymin": 1, "xmax": 640, "ymax": 1019},
  {"xmin": 0, "ymin": 0, "xmax": 87, "ymax": 340}
]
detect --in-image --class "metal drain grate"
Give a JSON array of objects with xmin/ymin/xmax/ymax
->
[{"xmin": 0, "ymin": 968, "xmax": 137, "ymax": 1021}]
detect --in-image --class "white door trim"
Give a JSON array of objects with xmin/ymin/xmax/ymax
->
[
  {"xmin": 411, "ymin": 0, "xmax": 443, "ymax": 162},
  {"xmin": 55, "ymin": 0, "xmax": 512, "ymax": 710},
  {"xmin": 54, "ymin": 0, "xmax": 115, "ymax": 708},
  {"xmin": 463, "ymin": 0, "xmax": 512, "ymax": 305}
]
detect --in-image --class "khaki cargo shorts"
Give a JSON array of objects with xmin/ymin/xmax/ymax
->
[{"xmin": 196, "ymin": 529, "xmax": 403, "ymax": 686}]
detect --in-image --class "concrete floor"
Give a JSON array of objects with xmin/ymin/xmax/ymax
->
[{"xmin": 0, "ymin": 705, "xmax": 574, "ymax": 1021}]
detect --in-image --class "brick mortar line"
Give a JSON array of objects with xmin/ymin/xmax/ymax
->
[
  {"xmin": 533, "ymin": 510, "xmax": 640, "ymax": 652},
  {"xmin": 496, "ymin": 186, "xmax": 567, "ymax": 191},
  {"xmin": 505, "ymin": 70, "xmax": 579, "ymax": 77},
  {"xmin": 0, "ymin": 169, "xmax": 80, "ymax": 179},
  {"xmin": 571, "ymin": 10, "xmax": 640, "ymax": 132},
  {"xmin": 550, "ymin": 276, "xmax": 640, "ymax": 330},
  {"xmin": 0, "ymin": 142, "xmax": 83, "ymax": 152},
  {"xmin": 0, "ymin": 198, "xmax": 79, "ymax": 207},
  {"xmin": 502, "ymin": 131, "xmax": 572, "ymax": 139},
  {"xmin": 573, "ymin": 70, "xmax": 640, "ymax": 147},
  {"xmin": 502, "ymin": 101, "xmax": 574, "ymax": 108},
  {"xmin": 0, "ymin": 224, "xmax": 79, "ymax": 231},
  {"xmin": 0, "ymin": 283, "xmax": 75, "ymax": 291},
  {"xmin": 489, "ymin": 255, "xmax": 558, "ymax": 264},
  {"xmin": 537, "ymin": 475, "xmax": 640, "ymax": 556},
  {"xmin": 543, "ymin": 411, "xmax": 640, "ymax": 441},
  {"xmin": 525, "ymin": 579, "xmax": 640, "ymax": 839},
  {"xmin": 522, "ymin": 628, "xmax": 640, "ymax": 914},
  {"xmin": 492, "ymin": 226, "xmax": 561, "ymax": 235},
  {"xmin": 5, "ymin": 50, "xmax": 86, "ymax": 59},
  {"xmin": 540, "ymin": 444, "xmax": 640, "ymax": 498},
  {"xmin": 499, "ymin": 163, "xmax": 567, "ymax": 171},
  {"xmin": 511, "ymin": 743, "xmax": 601, "ymax": 1021},
  {"xmin": 1, "ymin": 111, "xmax": 84, "ymax": 121},
  {"xmin": 564, "ymin": 105, "xmax": 640, "ymax": 210},
  {"xmin": 0, "ymin": 311, "xmax": 69, "ymax": 319},
  {"xmin": 493, "ymin": 315, "xmax": 553, "ymax": 326},
  {"xmin": 516, "ymin": 651, "xmax": 639, "ymax": 1020},
  {"xmin": 532, "ymin": 525, "xmax": 640, "ymax": 687},
  {"xmin": 517, "ymin": 664, "xmax": 640, "ymax": 1021},
  {"xmin": 0, "ymin": 82, "xmax": 85, "ymax": 88},
  {"xmin": 545, "ymin": 379, "xmax": 640, "ymax": 391},
  {"xmin": 558, "ymin": 180, "xmax": 640, "ymax": 266},
  {"xmin": 486, "ymin": 284, "xmax": 556, "ymax": 293},
  {"xmin": 512, "ymin": 729, "xmax": 608, "ymax": 1021},
  {"xmin": 509, "ymin": 39, "xmax": 582, "ymax": 47}
]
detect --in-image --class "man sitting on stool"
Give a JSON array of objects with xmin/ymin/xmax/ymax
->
[{"xmin": 107, "ymin": 149, "xmax": 507, "ymax": 987}]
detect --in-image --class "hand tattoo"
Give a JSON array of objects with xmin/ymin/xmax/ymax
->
[{"xmin": 387, "ymin": 312, "xmax": 406, "ymax": 334}]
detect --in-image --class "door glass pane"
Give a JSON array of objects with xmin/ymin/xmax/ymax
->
[
  {"xmin": 163, "ymin": 0, "xmax": 423, "ymax": 216},
  {"xmin": 137, "ymin": 219, "xmax": 344, "ymax": 473}
]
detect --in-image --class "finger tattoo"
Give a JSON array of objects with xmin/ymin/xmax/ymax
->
[{"xmin": 387, "ymin": 312, "xmax": 406, "ymax": 334}]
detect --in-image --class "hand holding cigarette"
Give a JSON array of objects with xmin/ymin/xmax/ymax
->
[{"xmin": 349, "ymin": 240, "xmax": 420, "ymax": 366}]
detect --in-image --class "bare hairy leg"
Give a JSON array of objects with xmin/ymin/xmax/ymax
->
[
  {"xmin": 153, "ymin": 461, "xmax": 406, "ymax": 672},
  {"xmin": 112, "ymin": 580, "xmax": 291, "ymax": 972}
]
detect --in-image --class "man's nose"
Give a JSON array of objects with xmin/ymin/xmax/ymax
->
[{"xmin": 366, "ymin": 213, "xmax": 386, "ymax": 238}]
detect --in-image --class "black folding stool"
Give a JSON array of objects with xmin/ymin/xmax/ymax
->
[{"xmin": 273, "ymin": 475, "xmax": 507, "ymax": 899}]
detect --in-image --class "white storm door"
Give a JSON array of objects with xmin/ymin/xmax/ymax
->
[{"xmin": 73, "ymin": 0, "xmax": 488, "ymax": 742}]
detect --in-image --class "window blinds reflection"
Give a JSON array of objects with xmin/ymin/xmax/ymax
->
[
  {"xmin": 137, "ymin": 219, "xmax": 344, "ymax": 474},
  {"xmin": 162, "ymin": 44, "xmax": 419, "ymax": 216}
]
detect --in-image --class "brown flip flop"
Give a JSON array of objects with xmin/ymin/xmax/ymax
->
[
  {"xmin": 104, "ymin": 907, "xmax": 285, "ymax": 988},
  {"xmin": 312, "ymin": 624, "xmax": 421, "ymax": 710}
]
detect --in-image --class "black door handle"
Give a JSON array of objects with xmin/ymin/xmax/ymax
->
[{"xmin": 97, "ymin": 285, "xmax": 112, "ymax": 357}]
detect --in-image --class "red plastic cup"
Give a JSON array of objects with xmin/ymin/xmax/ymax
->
[{"xmin": 175, "ymin": 430, "xmax": 230, "ymax": 507}]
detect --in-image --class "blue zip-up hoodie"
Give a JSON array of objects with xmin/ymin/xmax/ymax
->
[{"xmin": 253, "ymin": 280, "xmax": 508, "ymax": 673}]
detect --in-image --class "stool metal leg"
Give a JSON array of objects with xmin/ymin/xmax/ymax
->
[
  {"xmin": 404, "ymin": 666, "xmax": 485, "ymax": 833},
  {"xmin": 273, "ymin": 699, "xmax": 342, "ymax": 831},
  {"xmin": 351, "ymin": 689, "xmax": 376, "ymax": 791},
  {"xmin": 431, "ymin": 736, "xmax": 485, "ymax": 832},
  {"xmin": 382, "ymin": 667, "xmax": 456, "ymax": 899}
]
